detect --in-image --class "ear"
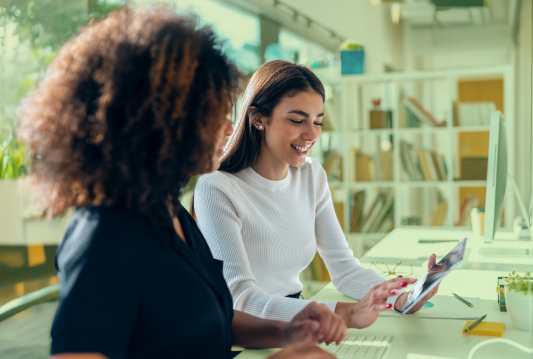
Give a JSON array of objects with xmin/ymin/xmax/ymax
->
[{"xmin": 249, "ymin": 106, "xmax": 265, "ymax": 130}]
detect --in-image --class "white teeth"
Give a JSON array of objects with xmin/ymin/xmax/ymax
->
[{"xmin": 292, "ymin": 144, "xmax": 309, "ymax": 153}]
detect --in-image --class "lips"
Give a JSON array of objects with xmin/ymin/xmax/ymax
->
[{"xmin": 290, "ymin": 143, "xmax": 312, "ymax": 157}]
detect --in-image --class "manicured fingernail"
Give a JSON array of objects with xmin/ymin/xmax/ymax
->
[
  {"xmin": 401, "ymin": 282, "xmax": 408, "ymax": 287},
  {"xmin": 398, "ymin": 275, "xmax": 403, "ymax": 278},
  {"xmin": 391, "ymin": 289, "xmax": 399, "ymax": 295},
  {"xmin": 386, "ymin": 303, "xmax": 392, "ymax": 308}
]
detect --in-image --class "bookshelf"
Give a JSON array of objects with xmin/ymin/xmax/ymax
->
[{"xmin": 312, "ymin": 65, "xmax": 516, "ymax": 258}]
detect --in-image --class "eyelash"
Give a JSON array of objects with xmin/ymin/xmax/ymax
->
[{"xmin": 290, "ymin": 120, "xmax": 323, "ymax": 127}]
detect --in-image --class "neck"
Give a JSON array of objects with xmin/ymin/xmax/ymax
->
[{"xmin": 251, "ymin": 145, "xmax": 289, "ymax": 181}]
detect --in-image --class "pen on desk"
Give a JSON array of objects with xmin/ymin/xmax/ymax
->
[
  {"xmin": 464, "ymin": 314, "xmax": 487, "ymax": 333},
  {"xmin": 453, "ymin": 293, "xmax": 474, "ymax": 307}
]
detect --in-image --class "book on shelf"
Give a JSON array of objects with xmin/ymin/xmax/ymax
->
[
  {"xmin": 349, "ymin": 191, "xmax": 394, "ymax": 233},
  {"xmin": 322, "ymin": 89, "xmax": 342, "ymax": 131},
  {"xmin": 404, "ymin": 97, "xmax": 445, "ymax": 127},
  {"xmin": 430, "ymin": 201, "xmax": 448, "ymax": 226},
  {"xmin": 416, "ymin": 148, "xmax": 433, "ymax": 181},
  {"xmin": 353, "ymin": 148, "xmax": 393, "ymax": 182},
  {"xmin": 367, "ymin": 194, "xmax": 394, "ymax": 233},
  {"xmin": 323, "ymin": 150, "xmax": 343, "ymax": 182},
  {"xmin": 306, "ymin": 252, "xmax": 331, "ymax": 282},
  {"xmin": 399, "ymin": 141, "xmax": 448, "ymax": 181},
  {"xmin": 457, "ymin": 102, "xmax": 495, "ymax": 126},
  {"xmin": 455, "ymin": 195, "xmax": 480, "ymax": 227},
  {"xmin": 333, "ymin": 201, "xmax": 345, "ymax": 231},
  {"xmin": 349, "ymin": 190, "xmax": 366, "ymax": 233}
]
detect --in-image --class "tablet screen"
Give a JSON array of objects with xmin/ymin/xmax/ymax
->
[{"xmin": 400, "ymin": 238, "xmax": 468, "ymax": 314}]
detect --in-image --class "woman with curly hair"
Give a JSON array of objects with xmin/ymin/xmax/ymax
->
[
  {"xmin": 18, "ymin": 7, "xmax": 346, "ymax": 359},
  {"xmin": 193, "ymin": 60, "xmax": 440, "ymax": 328}
]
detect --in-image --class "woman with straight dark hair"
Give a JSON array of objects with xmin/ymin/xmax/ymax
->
[
  {"xmin": 18, "ymin": 9, "xmax": 347, "ymax": 359},
  {"xmin": 193, "ymin": 60, "xmax": 441, "ymax": 328}
]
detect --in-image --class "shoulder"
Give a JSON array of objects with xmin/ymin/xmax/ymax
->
[
  {"xmin": 57, "ymin": 206, "xmax": 150, "ymax": 270},
  {"xmin": 196, "ymin": 170, "xmax": 240, "ymax": 198}
]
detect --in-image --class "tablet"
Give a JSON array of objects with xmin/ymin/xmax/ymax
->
[{"xmin": 400, "ymin": 237, "xmax": 468, "ymax": 314}]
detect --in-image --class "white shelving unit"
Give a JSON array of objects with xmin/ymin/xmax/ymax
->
[{"xmin": 315, "ymin": 65, "xmax": 515, "ymax": 257}]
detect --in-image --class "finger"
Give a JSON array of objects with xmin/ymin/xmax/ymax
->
[
  {"xmin": 332, "ymin": 316, "xmax": 347, "ymax": 345},
  {"xmin": 428, "ymin": 254, "xmax": 437, "ymax": 269},
  {"xmin": 297, "ymin": 320, "xmax": 320, "ymax": 345},
  {"xmin": 372, "ymin": 303, "xmax": 393, "ymax": 312},
  {"xmin": 372, "ymin": 287, "xmax": 403, "ymax": 300},
  {"xmin": 382, "ymin": 277, "xmax": 417, "ymax": 291},
  {"xmin": 307, "ymin": 303, "xmax": 334, "ymax": 344}
]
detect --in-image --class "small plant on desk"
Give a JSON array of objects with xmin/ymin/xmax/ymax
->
[{"xmin": 504, "ymin": 269, "xmax": 533, "ymax": 332}]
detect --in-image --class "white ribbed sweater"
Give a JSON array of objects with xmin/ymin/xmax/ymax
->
[{"xmin": 194, "ymin": 158, "xmax": 401, "ymax": 321}]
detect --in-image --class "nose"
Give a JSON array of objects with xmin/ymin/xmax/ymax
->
[
  {"xmin": 302, "ymin": 121, "xmax": 321, "ymax": 143},
  {"xmin": 225, "ymin": 118, "xmax": 234, "ymax": 138}
]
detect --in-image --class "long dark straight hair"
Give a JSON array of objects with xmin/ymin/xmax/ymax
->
[
  {"xmin": 220, "ymin": 60, "xmax": 325, "ymax": 173},
  {"xmin": 190, "ymin": 60, "xmax": 325, "ymax": 217}
]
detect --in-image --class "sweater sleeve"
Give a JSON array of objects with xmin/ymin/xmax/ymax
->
[
  {"xmin": 311, "ymin": 162, "xmax": 403, "ymax": 307},
  {"xmin": 194, "ymin": 174, "xmax": 337, "ymax": 321}
]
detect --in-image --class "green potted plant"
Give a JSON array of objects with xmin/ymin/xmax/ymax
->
[
  {"xmin": 0, "ymin": 135, "xmax": 27, "ymax": 243},
  {"xmin": 505, "ymin": 269, "xmax": 533, "ymax": 331},
  {"xmin": 340, "ymin": 39, "xmax": 364, "ymax": 75}
]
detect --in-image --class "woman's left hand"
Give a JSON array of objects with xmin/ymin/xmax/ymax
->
[
  {"xmin": 284, "ymin": 302, "xmax": 347, "ymax": 347},
  {"xmin": 394, "ymin": 254, "xmax": 446, "ymax": 313}
]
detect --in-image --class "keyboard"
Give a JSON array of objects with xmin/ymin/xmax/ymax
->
[
  {"xmin": 318, "ymin": 335, "xmax": 392, "ymax": 359},
  {"xmin": 415, "ymin": 242, "xmax": 458, "ymax": 260}
]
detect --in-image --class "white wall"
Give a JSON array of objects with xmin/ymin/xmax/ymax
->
[{"xmin": 283, "ymin": 0, "xmax": 402, "ymax": 73}]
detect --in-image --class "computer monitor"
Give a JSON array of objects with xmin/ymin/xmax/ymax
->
[{"xmin": 484, "ymin": 111, "xmax": 507, "ymax": 244}]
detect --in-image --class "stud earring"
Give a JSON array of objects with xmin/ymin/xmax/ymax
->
[{"xmin": 259, "ymin": 126, "xmax": 263, "ymax": 129}]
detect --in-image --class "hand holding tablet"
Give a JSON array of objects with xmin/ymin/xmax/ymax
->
[{"xmin": 399, "ymin": 238, "xmax": 468, "ymax": 314}]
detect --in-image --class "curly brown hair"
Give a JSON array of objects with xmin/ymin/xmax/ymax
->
[{"xmin": 18, "ymin": 6, "xmax": 236, "ymax": 220}]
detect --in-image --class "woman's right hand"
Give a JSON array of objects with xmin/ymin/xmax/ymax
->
[
  {"xmin": 267, "ymin": 346, "xmax": 335, "ymax": 359},
  {"xmin": 335, "ymin": 277, "xmax": 417, "ymax": 329}
]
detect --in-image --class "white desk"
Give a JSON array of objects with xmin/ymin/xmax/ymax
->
[
  {"xmin": 362, "ymin": 227, "xmax": 533, "ymax": 272},
  {"xmin": 237, "ymin": 228, "xmax": 533, "ymax": 359}
]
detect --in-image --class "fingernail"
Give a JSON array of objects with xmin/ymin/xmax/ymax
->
[
  {"xmin": 386, "ymin": 303, "xmax": 392, "ymax": 308},
  {"xmin": 401, "ymin": 282, "xmax": 408, "ymax": 287},
  {"xmin": 410, "ymin": 278, "xmax": 417, "ymax": 283},
  {"xmin": 398, "ymin": 275, "xmax": 403, "ymax": 278},
  {"xmin": 391, "ymin": 289, "xmax": 399, "ymax": 295}
]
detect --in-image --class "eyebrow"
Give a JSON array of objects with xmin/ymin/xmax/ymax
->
[{"xmin": 287, "ymin": 110, "xmax": 325, "ymax": 119}]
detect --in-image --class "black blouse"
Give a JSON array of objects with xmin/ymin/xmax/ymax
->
[{"xmin": 51, "ymin": 203, "xmax": 234, "ymax": 359}]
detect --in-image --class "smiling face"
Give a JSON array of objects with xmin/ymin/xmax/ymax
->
[{"xmin": 254, "ymin": 90, "xmax": 324, "ymax": 168}]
